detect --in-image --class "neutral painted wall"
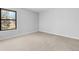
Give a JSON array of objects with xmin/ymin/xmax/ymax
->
[
  {"xmin": 39, "ymin": 8, "xmax": 79, "ymax": 39},
  {"xmin": 0, "ymin": 8, "xmax": 38, "ymax": 40}
]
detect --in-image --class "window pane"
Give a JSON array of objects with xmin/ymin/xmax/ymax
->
[
  {"xmin": 1, "ymin": 20, "xmax": 16, "ymax": 30},
  {"xmin": 7, "ymin": 11, "xmax": 16, "ymax": 19},
  {"xmin": 1, "ymin": 10, "xmax": 7, "ymax": 19},
  {"xmin": 1, "ymin": 9, "xmax": 16, "ymax": 19}
]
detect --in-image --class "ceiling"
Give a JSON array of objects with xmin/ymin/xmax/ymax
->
[{"xmin": 27, "ymin": 8, "xmax": 50, "ymax": 13}]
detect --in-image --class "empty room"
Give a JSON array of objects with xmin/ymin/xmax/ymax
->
[{"xmin": 0, "ymin": 8, "xmax": 79, "ymax": 51}]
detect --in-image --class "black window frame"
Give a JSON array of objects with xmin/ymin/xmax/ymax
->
[{"xmin": 0, "ymin": 8, "xmax": 17, "ymax": 31}]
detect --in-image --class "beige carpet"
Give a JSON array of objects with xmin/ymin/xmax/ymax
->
[{"xmin": 0, "ymin": 32, "xmax": 79, "ymax": 51}]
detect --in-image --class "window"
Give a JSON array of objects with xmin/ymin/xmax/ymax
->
[{"xmin": 0, "ymin": 8, "xmax": 17, "ymax": 31}]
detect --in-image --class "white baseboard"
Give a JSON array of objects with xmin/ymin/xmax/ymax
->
[
  {"xmin": 0, "ymin": 30, "xmax": 79, "ymax": 40},
  {"xmin": 0, "ymin": 31, "xmax": 38, "ymax": 40},
  {"xmin": 40, "ymin": 31, "xmax": 79, "ymax": 40}
]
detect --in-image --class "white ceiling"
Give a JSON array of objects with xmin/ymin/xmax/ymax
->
[{"xmin": 27, "ymin": 8, "xmax": 50, "ymax": 13}]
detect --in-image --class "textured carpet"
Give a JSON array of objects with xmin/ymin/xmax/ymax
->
[{"xmin": 0, "ymin": 32, "xmax": 79, "ymax": 51}]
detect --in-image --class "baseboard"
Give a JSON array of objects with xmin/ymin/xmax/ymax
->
[
  {"xmin": 39, "ymin": 31, "xmax": 79, "ymax": 40},
  {"xmin": 0, "ymin": 31, "xmax": 38, "ymax": 40},
  {"xmin": 1, "ymin": 30, "xmax": 79, "ymax": 40}
]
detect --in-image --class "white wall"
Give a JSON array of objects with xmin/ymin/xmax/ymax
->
[
  {"xmin": 39, "ymin": 8, "xmax": 79, "ymax": 39},
  {"xmin": 0, "ymin": 8, "xmax": 38, "ymax": 40}
]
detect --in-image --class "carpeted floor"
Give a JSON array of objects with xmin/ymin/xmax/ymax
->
[{"xmin": 0, "ymin": 32, "xmax": 79, "ymax": 51}]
